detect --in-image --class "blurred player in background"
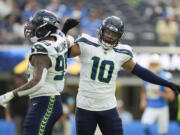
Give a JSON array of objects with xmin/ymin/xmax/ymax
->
[
  {"xmin": 117, "ymin": 100, "xmax": 134, "ymax": 123},
  {"xmin": 5, "ymin": 73, "xmax": 29, "ymax": 135},
  {"xmin": 0, "ymin": 9, "xmax": 78, "ymax": 135},
  {"xmin": 68, "ymin": 16, "xmax": 180, "ymax": 135},
  {"xmin": 140, "ymin": 54, "xmax": 175, "ymax": 135}
]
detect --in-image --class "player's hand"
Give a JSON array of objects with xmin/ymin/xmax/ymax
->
[
  {"xmin": 62, "ymin": 18, "xmax": 80, "ymax": 35},
  {"xmin": 0, "ymin": 92, "xmax": 14, "ymax": 108},
  {"xmin": 169, "ymin": 83, "xmax": 180, "ymax": 95}
]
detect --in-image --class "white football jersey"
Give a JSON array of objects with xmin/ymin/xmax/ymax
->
[
  {"xmin": 75, "ymin": 33, "xmax": 133, "ymax": 111},
  {"xmin": 28, "ymin": 31, "xmax": 68, "ymax": 99}
]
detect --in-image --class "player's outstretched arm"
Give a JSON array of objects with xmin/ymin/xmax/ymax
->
[
  {"xmin": 0, "ymin": 54, "xmax": 51, "ymax": 107},
  {"xmin": 122, "ymin": 59, "xmax": 180, "ymax": 94}
]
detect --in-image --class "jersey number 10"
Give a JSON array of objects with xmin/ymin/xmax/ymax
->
[{"xmin": 91, "ymin": 56, "xmax": 114, "ymax": 83}]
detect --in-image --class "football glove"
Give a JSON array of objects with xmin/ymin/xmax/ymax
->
[
  {"xmin": 169, "ymin": 83, "xmax": 180, "ymax": 95},
  {"xmin": 0, "ymin": 92, "xmax": 14, "ymax": 108},
  {"xmin": 61, "ymin": 18, "xmax": 80, "ymax": 35}
]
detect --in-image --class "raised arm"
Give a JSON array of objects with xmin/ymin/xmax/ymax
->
[{"xmin": 68, "ymin": 44, "xmax": 81, "ymax": 58}]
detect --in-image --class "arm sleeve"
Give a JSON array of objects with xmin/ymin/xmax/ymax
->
[
  {"xmin": 132, "ymin": 64, "xmax": 172, "ymax": 88},
  {"xmin": 30, "ymin": 42, "xmax": 48, "ymax": 58}
]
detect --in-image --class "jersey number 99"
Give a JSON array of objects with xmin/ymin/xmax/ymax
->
[{"xmin": 54, "ymin": 52, "xmax": 68, "ymax": 80}]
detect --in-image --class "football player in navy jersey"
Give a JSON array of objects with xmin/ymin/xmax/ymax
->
[{"xmin": 68, "ymin": 16, "xmax": 180, "ymax": 135}]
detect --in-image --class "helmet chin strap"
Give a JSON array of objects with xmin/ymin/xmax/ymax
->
[{"xmin": 101, "ymin": 40, "xmax": 113, "ymax": 50}]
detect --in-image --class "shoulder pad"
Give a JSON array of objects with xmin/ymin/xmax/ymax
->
[
  {"xmin": 75, "ymin": 33, "xmax": 92, "ymax": 43},
  {"xmin": 116, "ymin": 44, "xmax": 133, "ymax": 51},
  {"xmin": 114, "ymin": 44, "xmax": 133, "ymax": 57},
  {"xmin": 56, "ymin": 30, "xmax": 66, "ymax": 38},
  {"xmin": 31, "ymin": 42, "xmax": 49, "ymax": 55}
]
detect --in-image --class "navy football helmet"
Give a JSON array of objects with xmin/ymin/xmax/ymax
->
[
  {"xmin": 24, "ymin": 9, "xmax": 60, "ymax": 42},
  {"xmin": 98, "ymin": 16, "xmax": 124, "ymax": 49}
]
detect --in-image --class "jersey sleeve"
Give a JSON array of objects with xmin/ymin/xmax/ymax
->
[
  {"xmin": 30, "ymin": 42, "xmax": 49, "ymax": 58},
  {"xmin": 75, "ymin": 33, "xmax": 91, "ymax": 57},
  {"xmin": 116, "ymin": 44, "xmax": 133, "ymax": 64}
]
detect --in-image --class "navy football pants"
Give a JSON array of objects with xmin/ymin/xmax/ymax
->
[
  {"xmin": 76, "ymin": 107, "xmax": 123, "ymax": 135},
  {"xmin": 23, "ymin": 95, "xmax": 62, "ymax": 135}
]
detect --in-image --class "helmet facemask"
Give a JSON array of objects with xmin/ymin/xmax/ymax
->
[
  {"xmin": 99, "ymin": 28, "xmax": 122, "ymax": 50},
  {"xmin": 24, "ymin": 9, "xmax": 60, "ymax": 43},
  {"xmin": 98, "ymin": 16, "xmax": 124, "ymax": 50},
  {"xmin": 24, "ymin": 19, "xmax": 36, "ymax": 39}
]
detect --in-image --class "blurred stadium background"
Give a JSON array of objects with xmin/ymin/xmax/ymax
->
[{"xmin": 0, "ymin": 0, "xmax": 180, "ymax": 134}]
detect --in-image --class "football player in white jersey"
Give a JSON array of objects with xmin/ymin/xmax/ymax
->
[
  {"xmin": 0, "ymin": 9, "xmax": 78, "ymax": 135},
  {"xmin": 68, "ymin": 16, "xmax": 180, "ymax": 135},
  {"xmin": 140, "ymin": 54, "xmax": 175, "ymax": 135}
]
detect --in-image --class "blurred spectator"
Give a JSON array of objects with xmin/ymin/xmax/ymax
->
[
  {"xmin": 70, "ymin": 1, "xmax": 88, "ymax": 20},
  {"xmin": 117, "ymin": 100, "xmax": 134, "ymax": 123},
  {"xmin": 53, "ymin": 92, "xmax": 76, "ymax": 135},
  {"xmin": 53, "ymin": 104, "xmax": 71, "ymax": 135},
  {"xmin": 13, "ymin": 0, "xmax": 26, "ymax": 11},
  {"xmin": 0, "ymin": 14, "xmax": 22, "ymax": 44},
  {"xmin": 143, "ymin": 0, "xmax": 166, "ymax": 24},
  {"xmin": 13, "ymin": 16, "xmax": 26, "ymax": 44},
  {"xmin": 0, "ymin": 0, "xmax": 13, "ymax": 20},
  {"xmin": 23, "ymin": 0, "xmax": 39, "ymax": 20},
  {"xmin": 0, "ymin": 80, "xmax": 11, "ymax": 118},
  {"xmin": 167, "ymin": 0, "xmax": 180, "ymax": 14},
  {"xmin": 156, "ymin": 11, "xmax": 178, "ymax": 46},
  {"xmin": 80, "ymin": 9, "xmax": 102, "ymax": 37},
  {"xmin": 5, "ymin": 73, "xmax": 29, "ymax": 135},
  {"xmin": 46, "ymin": 0, "xmax": 67, "ymax": 19}
]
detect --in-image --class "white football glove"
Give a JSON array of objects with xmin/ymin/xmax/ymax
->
[
  {"xmin": 66, "ymin": 35, "xmax": 75, "ymax": 48},
  {"xmin": 0, "ymin": 92, "xmax": 14, "ymax": 108}
]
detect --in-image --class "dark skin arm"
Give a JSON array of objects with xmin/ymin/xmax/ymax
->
[
  {"xmin": 122, "ymin": 58, "xmax": 136, "ymax": 72},
  {"xmin": 68, "ymin": 44, "xmax": 81, "ymax": 58},
  {"xmin": 12, "ymin": 54, "xmax": 51, "ymax": 97}
]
